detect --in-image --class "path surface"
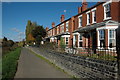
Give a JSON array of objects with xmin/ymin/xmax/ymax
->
[{"xmin": 14, "ymin": 48, "xmax": 70, "ymax": 78}]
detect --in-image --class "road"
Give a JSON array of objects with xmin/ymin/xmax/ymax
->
[{"xmin": 14, "ymin": 47, "xmax": 70, "ymax": 78}]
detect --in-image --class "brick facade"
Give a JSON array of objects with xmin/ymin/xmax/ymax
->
[{"xmin": 45, "ymin": 0, "xmax": 120, "ymax": 52}]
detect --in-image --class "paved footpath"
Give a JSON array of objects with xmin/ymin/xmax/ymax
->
[{"xmin": 14, "ymin": 48, "xmax": 70, "ymax": 78}]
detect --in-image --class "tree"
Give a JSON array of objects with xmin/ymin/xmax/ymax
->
[
  {"xmin": 31, "ymin": 26, "xmax": 46, "ymax": 45},
  {"xmin": 60, "ymin": 37, "xmax": 65, "ymax": 49},
  {"xmin": 25, "ymin": 20, "xmax": 35, "ymax": 44},
  {"xmin": 3, "ymin": 37, "xmax": 7, "ymax": 42},
  {"xmin": 7, "ymin": 40, "xmax": 14, "ymax": 47}
]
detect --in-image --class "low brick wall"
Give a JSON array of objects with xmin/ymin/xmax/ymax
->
[{"xmin": 30, "ymin": 47, "xmax": 118, "ymax": 79}]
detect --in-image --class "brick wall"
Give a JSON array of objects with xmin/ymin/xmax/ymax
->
[{"xmin": 31, "ymin": 47, "xmax": 118, "ymax": 79}]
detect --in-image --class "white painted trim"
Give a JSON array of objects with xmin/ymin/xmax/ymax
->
[
  {"xmin": 57, "ymin": 26, "xmax": 59, "ymax": 34},
  {"xmin": 78, "ymin": 15, "xmax": 82, "ymax": 27},
  {"xmin": 103, "ymin": 17, "xmax": 112, "ymax": 21},
  {"xmin": 60, "ymin": 23, "xmax": 64, "ymax": 33},
  {"xmin": 91, "ymin": 7, "xmax": 97, "ymax": 12},
  {"xmin": 103, "ymin": 0, "xmax": 112, "ymax": 21},
  {"xmin": 97, "ymin": 25, "xmax": 118, "ymax": 49},
  {"xmin": 66, "ymin": 21, "xmax": 69, "ymax": 32},
  {"xmin": 86, "ymin": 10, "xmax": 90, "ymax": 14},
  {"xmin": 97, "ymin": 30, "xmax": 100, "ymax": 48},
  {"xmin": 92, "ymin": 8, "xmax": 97, "ymax": 24},
  {"xmin": 61, "ymin": 35, "xmax": 70, "ymax": 38},
  {"xmin": 103, "ymin": 0, "xmax": 112, "ymax": 6},
  {"xmin": 108, "ymin": 29, "xmax": 116, "ymax": 49},
  {"xmin": 73, "ymin": 32, "xmax": 79, "ymax": 35},
  {"xmin": 78, "ymin": 34, "xmax": 83, "ymax": 48},
  {"xmin": 78, "ymin": 15, "xmax": 82, "ymax": 17},
  {"xmin": 86, "ymin": 12, "xmax": 90, "ymax": 25},
  {"xmin": 97, "ymin": 26, "xmax": 118, "ymax": 30}
]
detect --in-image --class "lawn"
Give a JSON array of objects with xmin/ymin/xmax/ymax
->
[{"xmin": 2, "ymin": 47, "xmax": 21, "ymax": 80}]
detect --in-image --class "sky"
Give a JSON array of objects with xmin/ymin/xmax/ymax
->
[{"xmin": 2, "ymin": 2, "xmax": 97, "ymax": 41}]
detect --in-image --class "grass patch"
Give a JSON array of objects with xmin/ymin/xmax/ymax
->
[
  {"xmin": 2, "ymin": 47, "xmax": 21, "ymax": 80},
  {"xmin": 28, "ymin": 48, "xmax": 74, "ymax": 78}
]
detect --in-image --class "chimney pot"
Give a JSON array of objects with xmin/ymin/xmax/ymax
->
[
  {"xmin": 46, "ymin": 27, "xmax": 49, "ymax": 31},
  {"xmin": 82, "ymin": 0, "xmax": 88, "ymax": 12},
  {"xmin": 60, "ymin": 15, "xmax": 65, "ymax": 22},
  {"xmin": 52, "ymin": 22, "xmax": 55, "ymax": 28}
]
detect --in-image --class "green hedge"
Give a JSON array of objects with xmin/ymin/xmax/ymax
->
[{"xmin": 2, "ymin": 48, "xmax": 21, "ymax": 80}]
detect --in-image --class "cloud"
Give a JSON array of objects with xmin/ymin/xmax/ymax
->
[
  {"xmin": 11, "ymin": 28, "xmax": 25, "ymax": 41},
  {"xmin": 11, "ymin": 28, "xmax": 20, "ymax": 33}
]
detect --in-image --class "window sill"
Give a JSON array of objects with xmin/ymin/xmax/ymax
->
[
  {"xmin": 104, "ymin": 17, "xmax": 112, "ymax": 21},
  {"xmin": 78, "ymin": 26, "xmax": 82, "ymax": 28},
  {"xmin": 86, "ymin": 23, "xmax": 90, "ymax": 26},
  {"xmin": 92, "ymin": 22, "xmax": 96, "ymax": 24}
]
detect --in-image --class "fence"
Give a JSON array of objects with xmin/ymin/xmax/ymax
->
[{"xmin": 63, "ymin": 45, "xmax": 117, "ymax": 61}]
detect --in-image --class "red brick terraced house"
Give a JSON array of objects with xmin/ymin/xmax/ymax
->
[{"xmin": 44, "ymin": 0, "xmax": 120, "ymax": 55}]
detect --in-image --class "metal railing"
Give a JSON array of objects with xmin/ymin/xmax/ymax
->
[{"xmin": 61, "ymin": 45, "xmax": 117, "ymax": 61}]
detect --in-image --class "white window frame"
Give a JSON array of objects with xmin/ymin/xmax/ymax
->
[
  {"xmin": 91, "ymin": 8, "xmax": 97, "ymax": 24},
  {"xmin": 78, "ymin": 15, "xmax": 82, "ymax": 27},
  {"xmin": 73, "ymin": 32, "xmax": 79, "ymax": 48},
  {"xmin": 66, "ymin": 21, "xmax": 69, "ymax": 32},
  {"xmin": 57, "ymin": 26, "xmax": 59, "ymax": 34},
  {"xmin": 78, "ymin": 34, "xmax": 83, "ymax": 48},
  {"xmin": 97, "ymin": 25, "xmax": 118, "ymax": 49},
  {"xmin": 86, "ymin": 11, "xmax": 91, "ymax": 25},
  {"xmin": 98, "ymin": 29, "xmax": 105, "ymax": 49},
  {"xmin": 61, "ymin": 24, "xmax": 64, "ymax": 33},
  {"xmin": 103, "ymin": 0, "xmax": 112, "ymax": 20},
  {"xmin": 53, "ymin": 28, "xmax": 55, "ymax": 35},
  {"xmin": 50, "ymin": 30, "xmax": 52, "ymax": 36},
  {"xmin": 108, "ymin": 29, "xmax": 116, "ymax": 49}
]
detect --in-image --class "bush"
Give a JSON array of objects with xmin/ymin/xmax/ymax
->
[{"xmin": 2, "ymin": 48, "xmax": 21, "ymax": 80}]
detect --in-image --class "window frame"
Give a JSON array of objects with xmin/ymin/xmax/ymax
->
[
  {"xmin": 78, "ymin": 34, "xmax": 83, "ymax": 48},
  {"xmin": 66, "ymin": 21, "xmax": 69, "ymax": 32},
  {"xmin": 108, "ymin": 29, "xmax": 116, "ymax": 49},
  {"xmin": 78, "ymin": 15, "xmax": 82, "ymax": 27},
  {"xmin": 98, "ymin": 29, "xmax": 105, "ymax": 49},
  {"xmin": 61, "ymin": 24, "xmax": 64, "ymax": 33},
  {"xmin": 86, "ymin": 11, "xmax": 91, "ymax": 25},
  {"xmin": 103, "ymin": 0, "xmax": 112, "ymax": 20},
  {"xmin": 91, "ymin": 8, "xmax": 97, "ymax": 24}
]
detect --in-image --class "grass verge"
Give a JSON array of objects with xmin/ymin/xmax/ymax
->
[
  {"xmin": 2, "ymin": 47, "xmax": 21, "ymax": 80},
  {"xmin": 28, "ymin": 48, "xmax": 76, "ymax": 78}
]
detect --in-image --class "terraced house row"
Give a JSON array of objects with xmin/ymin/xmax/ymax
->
[{"xmin": 44, "ymin": 0, "xmax": 120, "ymax": 54}]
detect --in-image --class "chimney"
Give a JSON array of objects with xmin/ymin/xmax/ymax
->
[
  {"xmin": 46, "ymin": 27, "xmax": 49, "ymax": 31},
  {"xmin": 60, "ymin": 15, "xmax": 65, "ymax": 22},
  {"xmin": 52, "ymin": 22, "xmax": 55, "ymax": 28},
  {"xmin": 78, "ymin": 7, "xmax": 82, "ymax": 14},
  {"xmin": 82, "ymin": 0, "xmax": 88, "ymax": 12}
]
